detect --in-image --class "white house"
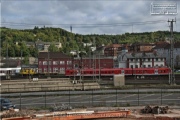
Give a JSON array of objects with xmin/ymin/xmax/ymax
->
[{"xmin": 118, "ymin": 52, "xmax": 166, "ymax": 68}]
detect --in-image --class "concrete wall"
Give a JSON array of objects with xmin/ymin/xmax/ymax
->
[
  {"xmin": 113, "ymin": 75, "xmax": 125, "ymax": 87},
  {"xmin": 0, "ymin": 79, "xmax": 100, "ymax": 93}
]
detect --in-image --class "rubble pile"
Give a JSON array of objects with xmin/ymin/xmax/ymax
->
[
  {"xmin": 141, "ymin": 105, "xmax": 169, "ymax": 114},
  {"xmin": 49, "ymin": 103, "xmax": 73, "ymax": 112},
  {"xmin": 1, "ymin": 109, "xmax": 34, "ymax": 118}
]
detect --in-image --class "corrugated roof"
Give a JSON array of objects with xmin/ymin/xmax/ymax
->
[
  {"xmin": 164, "ymin": 42, "xmax": 180, "ymax": 49},
  {"xmin": 106, "ymin": 44, "xmax": 121, "ymax": 48},
  {"xmin": 38, "ymin": 52, "xmax": 71, "ymax": 59},
  {"xmin": 153, "ymin": 41, "xmax": 170, "ymax": 49},
  {"xmin": 125, "ymin": 52, "xmax": 163, "ymax": 58}
]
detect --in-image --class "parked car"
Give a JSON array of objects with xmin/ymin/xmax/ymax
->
[{"xmin": 0, "ymin": 98, "xmax": 16, "ymax": 111}]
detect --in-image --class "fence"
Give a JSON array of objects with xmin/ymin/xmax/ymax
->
[{"xmin": 1, "ymin": 89, "xmax": 180, "ymax": 110}]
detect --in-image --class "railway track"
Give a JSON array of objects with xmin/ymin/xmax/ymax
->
[{"xmin": 1, "ymin": 75, "xmax": 180, "ymax": 85}]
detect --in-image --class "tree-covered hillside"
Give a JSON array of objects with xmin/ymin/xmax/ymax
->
[{"xmin": 1, "ymin": 26, "xmax": 180, "ymax": 57}]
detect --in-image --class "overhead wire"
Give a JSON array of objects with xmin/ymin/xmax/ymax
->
[{"xmin": 1, "ymin": 20, "xmax": 167, "ymax": 28}]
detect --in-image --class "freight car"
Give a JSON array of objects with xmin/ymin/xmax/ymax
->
[{"xmin": 65, "ymin": 67, "xmax": 170, "ymax": 78}]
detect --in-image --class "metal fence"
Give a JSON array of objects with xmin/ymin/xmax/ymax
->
[{"xmin": 1, "ymin": 89, "xmax": 180, "ymax": 110}]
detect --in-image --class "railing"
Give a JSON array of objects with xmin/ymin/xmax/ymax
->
[{"xmin": 1, "ymin": 89, "xmax": 180, "ymax": 110}]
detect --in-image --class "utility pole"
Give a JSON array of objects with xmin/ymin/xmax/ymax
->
[
  {"xmin": 6, "ymin": 42, "xmax": 10, "ymax": 80},
  {"xmin": 70, "ymin": 25, "xmax": 72, "ymax": 33},
  {"xmin": 98, "ymin": 52, "xmax": 100, "ymax": 81},
  {"xmin": 168, "ymin": 19, "xmax": 176, "ymax": 85},
  {"xmin": 92, "ymin": 37, "xmax": 96, "ymax": 81},
  {"xmin": 47, "ymin": 51, "xmax": 51, "ymax": 79}
]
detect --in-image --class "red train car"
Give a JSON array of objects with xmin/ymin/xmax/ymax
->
[{"xmin": 65, "ymin": 67, "xmax": 170, "ymax": 77}]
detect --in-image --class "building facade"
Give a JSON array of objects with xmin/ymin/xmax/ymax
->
[
  {"xmin": 118, "ymin": 52, "xmax": 166, "ymax": 68},
  {"xmin": 104, "ymin": 44, "xmax": 121, "ymax": 57},
  {"xmin": 154, "ymin": 41, "xmax": 180, "ymax": 67},
  {"xmin": 38, "ymin": 52, "xmax": 72, "ymax": 74},
  {"xmin": 129, "ymin": 43, "xmax": 155, "ymax": 52},
  {"xmin": 38, "ymin": 52, "xmax": 115, "ymax": 74}
]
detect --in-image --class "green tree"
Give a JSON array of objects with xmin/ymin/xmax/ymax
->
[
  {"xmin": 48, "ymin": 43, "xmax": 59, "ymax": 52},
  {"xmin": 23, "ymin": 56, "xmax": 29, "ymax": 65}
]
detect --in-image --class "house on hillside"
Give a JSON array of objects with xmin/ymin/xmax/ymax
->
[
  {"xmin": 104, "ymin": 44, "xmax": 121, "ymax": 57},
  {"xmin": 129, "ymin": 43, "xmax": 155, "ymax": 52},
  {"xmin": 35, "ymin": 40, "xmax": 62, "ymax": 52}
]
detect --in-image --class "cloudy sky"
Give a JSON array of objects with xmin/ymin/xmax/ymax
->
[{"xmin": 1, "ymin": 0, "xmax": 180, "ymax": 35}]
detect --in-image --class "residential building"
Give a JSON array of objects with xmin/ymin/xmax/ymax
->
[
  {"xmin": 118, "ymin": 52, "xmax": 166, "ymax": 68},
  {"xmin": 153, "ymin": 41, "xmax": 180, "ymax": 67},
  {"xmin": 104, "ymin": 44, "xmax": 121, "ymax": 57},
  {"xmin": 35, "ymin": 40, "xmax": 62, "ymax": 52},
  {"xmin": 129, "ymin": 43, "xmax": 155, "ymax": 52}
]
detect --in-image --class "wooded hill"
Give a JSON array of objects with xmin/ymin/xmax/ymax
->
[{"xmin": 1, "ymin": 26, "xmax": 180, "ymax": 58}]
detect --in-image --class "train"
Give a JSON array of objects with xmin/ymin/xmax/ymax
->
[
  {"xmin": 65, "ymin": 67, "xmax": 171, "ymax": 77},
  {"xmin": 0, "ymin": 67, "xmax": 21, "ymax": 77},
  {"xmin": 0, "ymin": 67, "xmax": 171, "ymax": 79}
]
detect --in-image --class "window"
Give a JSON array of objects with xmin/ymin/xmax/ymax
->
[
  {"xmin": 39, "ymin": 61, "xmax": 42, "ymax": 65},
  {"xmin": 60, "ymin": 67, "xmax": 65, "ymax": 71},
  {"xmin": 53, "ymin": 61, "xmax": 59, "ymax": 65},
  {"xmin": 48, "ymin": 68, "xmax": 51, "ymax": 72},
  {"xmin": 131, "ymin": 65, "xmax": 133, "ymax": 68},
  {"xmin": 67, "ymin": 61, "xmax": 72, "ymax": 65},
  {"xmin": 44, "ymin": 68, "xmax": 47, "ymax": 72},
  {"xmin": 53, "ymin": 67, "xmax": 58, "ymax": 72},
  {"xmin": 148, "ymin": 65, "xmax": 151, "ymax": 67},
  {"xmin": 135, "ymin": 65, "xmax": 138, "ymax": 68},
  {"xmin": 38, "ymin": 69, "xmax": 42, "ymax": 73},
  {"xmin": 148, "ymin": 58, "xmax": 150, "ymax": 61},
  {"xmin": 60, "ymin": 61, "xmax": 65, "ymax": 65},
  {"xmin": 43, "ymin": 61, "xmax": 47, "ymax": 65},
  {"xmin": 59, "ymin": 68, "xmax": 65, "ymax": 74}
]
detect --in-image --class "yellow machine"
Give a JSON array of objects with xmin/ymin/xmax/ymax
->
[{"xmin": 20, "ymin": 68, "xmax": 38, "ymax": 75}]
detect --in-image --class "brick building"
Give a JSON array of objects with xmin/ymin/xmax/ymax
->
[
  {"xmin": 104, "ymin": 44, "xmax": 121, "ymax": 57},
  {"xmin": 38, "ymin": 52, "xmax": 72, "ymax": 74},
  {"xmin": 38, "ymin": 52, "xmax": 115, "ymax": 74}
]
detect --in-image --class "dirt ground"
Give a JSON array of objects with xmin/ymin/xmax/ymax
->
[{"xmin": 1, "ymin": 106, "xmax": 180, "ymax": 120}]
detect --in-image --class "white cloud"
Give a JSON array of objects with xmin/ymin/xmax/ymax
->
[{"xmin": 1, "ymin": 0, "xmax": 180, "ymax": 34}]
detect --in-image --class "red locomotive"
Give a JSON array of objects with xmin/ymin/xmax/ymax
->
[{"xmin": 65, "ymin": 67, "xmax": 170, "ymax": 77}]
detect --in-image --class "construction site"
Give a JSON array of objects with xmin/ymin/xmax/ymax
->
[{"xmin": 1, "ymin": 105, "xmax": 180, "ymax": 120}]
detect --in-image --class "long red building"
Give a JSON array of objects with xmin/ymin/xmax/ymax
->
[{"xmin": 38, "ymin": 52, "xmax": 114, "ymax": 74}]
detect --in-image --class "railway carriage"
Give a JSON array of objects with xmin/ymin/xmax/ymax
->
[
  {"xmin": 65, "ymin": 67, "xmax": 170, "ymax": 78},
  {"xmin": 0, "ymin": 67, "xmax": 21, "ymax": 77}
]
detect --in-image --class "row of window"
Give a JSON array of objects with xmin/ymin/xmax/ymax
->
[
  {"xmin": 39, "ymin": 61, "xmax": 72, "ymax": 65},
  {"xmin": 130, "ymin": 58, "xmax": 164, "ymax": 62},
  {"xmin": 130, "ymin": 64, "xmax": 164, "ymax": 68},
  {"xmin": 38, "ymin": 67, "xmax": 67, "ymax": 73}
]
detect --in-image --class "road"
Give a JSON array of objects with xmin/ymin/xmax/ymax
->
[{"xmin": 1, "ymin": 89, "xmax": 180, "ymax": 109}]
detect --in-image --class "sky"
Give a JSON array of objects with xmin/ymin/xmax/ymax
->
[{"xmin": 1, "ymin": 0, "xmax": 180, "ymax": 35}]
